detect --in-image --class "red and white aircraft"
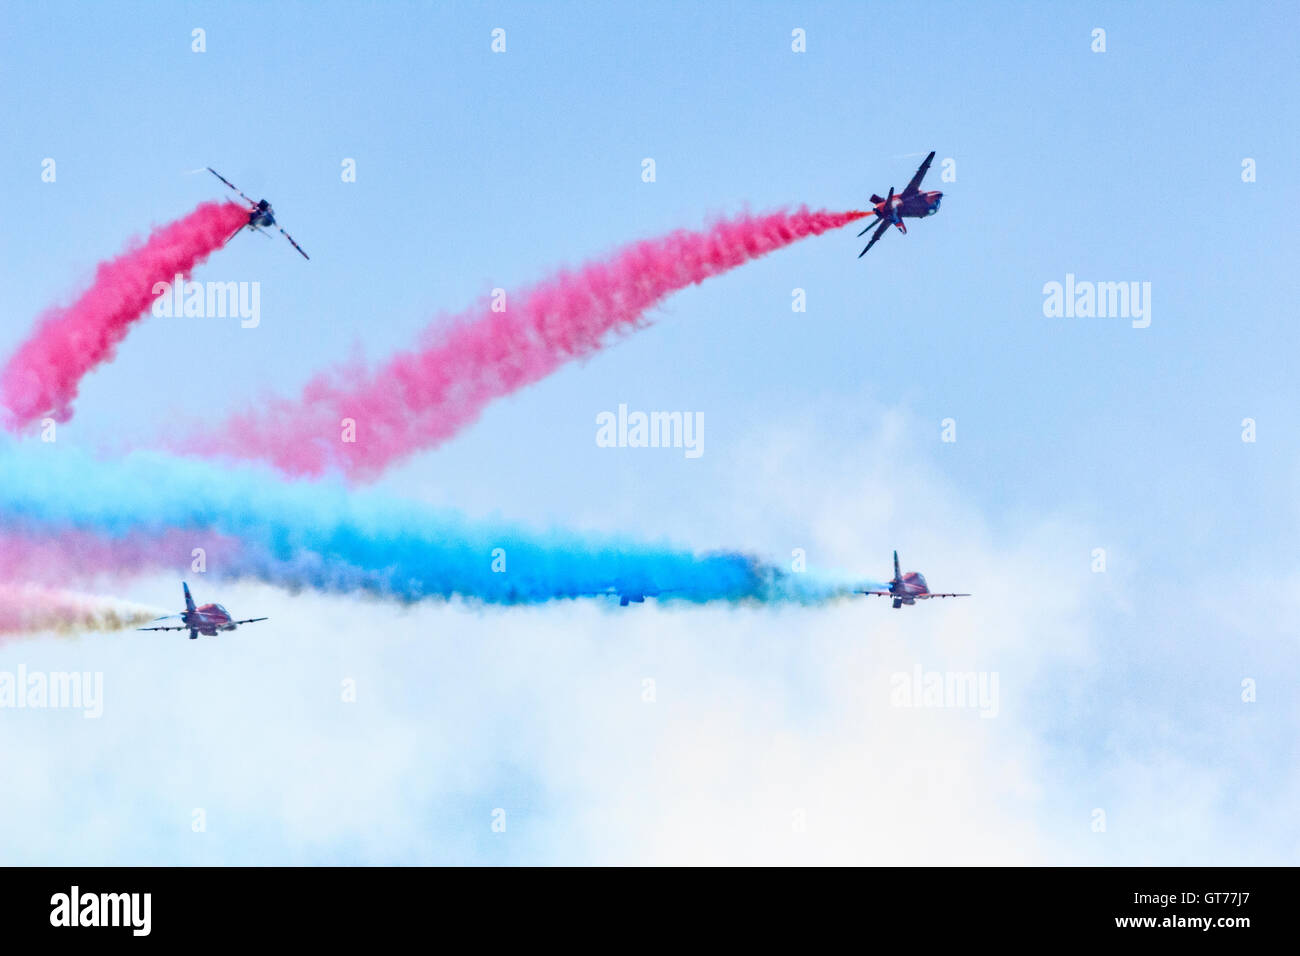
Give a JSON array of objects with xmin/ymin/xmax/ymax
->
[
  {"xmin": 857, "ymin": 551, "xmax": 969, "ymax": 608},
  {"xmin": 856, "ymin": 151, "xmax": 944, "ymax": 257},
  {"xmin": 137, "ymin": 582, "xmax": 268, "ymax": 640}
]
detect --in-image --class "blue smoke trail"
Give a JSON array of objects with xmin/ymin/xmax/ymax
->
[{"xmin": 0, "ymin": 442, "xmax": 859, "ymax": 607}]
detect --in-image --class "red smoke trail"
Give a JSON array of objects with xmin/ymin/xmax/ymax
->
[
  {"xmin": 187, "ymin": 206, "xmax": 867, "ymax": 479},
  {"xmin": 0, "ymin": 201, "xmax": 248, "ymax": 429}
]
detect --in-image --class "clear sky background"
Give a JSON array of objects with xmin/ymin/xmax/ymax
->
[{"xmin": 0, "ymin": 1, "xmax": 1296, "ymax": 864}]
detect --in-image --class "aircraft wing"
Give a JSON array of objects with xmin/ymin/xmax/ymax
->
[
  {"xmin": 233, "ymin": 617, "xmax": 269, "ymax": 625},
  {"xmin": 207, "ymin": 167, "xmax": 255, "ymax": 205},
  {"xmin": 586, "ymin": 584, "xmax": 679, "ymax": 595},
  {"xmin": 858, "ymin": 218, "xmax": 891, "ymax": 257},
  {"xmin": 136, "ymin": 624, "xmax": 190, "ymax": 631},
  {"xmin": 580, "ymin": 586, "xmax": 682, "ymax": 606},
  {"xmin": 856, "ymin": 590, "xmax": 894, "ymax": 597},
  {"xmin": 917, "ymin": 593, "xmax": 970, "ymax": 599},
  {"xmin": 278, "ymin": 228, "xmax": 310, "ymax": 260},
  {"xmin": 902, "ymin": 151, "xmax": 935, "ymax": 196}
]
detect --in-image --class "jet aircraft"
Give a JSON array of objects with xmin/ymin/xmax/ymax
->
[
  {"xmin": 857, "ymin": 151, "xmax": 943, "ymax": 257},
  {"xmin": 586, "ymin": 581, "xmax": 682, "ymax": 607},
  {"xmin": 857, "ymin": 551, "xmax": 969, "ymax": 608},
  {"xmin": 137, "ymin": 582, "xmax": 269, "ymax": 639},
  {"xmin": 208, "ymin": 167, "xmax": 310, "ymax": 259}
]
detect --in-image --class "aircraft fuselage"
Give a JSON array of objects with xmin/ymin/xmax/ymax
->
[
  {"xmin": 874, "ymin": 190, "xmax": 942, "ymax": 227},
  {"xmin": 182, "ymin": 603, "xmax": 236, "ymax": 636},
  {"xmin": 250, "ymin": 200, "xmax": 276, "ymax": 229},
  {"xmin": 887, "ymin": 571, "xmax": 932, "ymax": 607}
]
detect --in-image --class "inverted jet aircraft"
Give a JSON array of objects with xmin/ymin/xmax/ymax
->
[
  {"xmin": 137, "ymin": 582, "xmax": 269, "ymax": 639},
  {"xmin": 208, "ymin": 167, "xmax": 310, "ymax": 259},
  {"xmin": 857, "ymin": 151, "xmax": 943, "ymax": 257},
  {"xmin": 856, "ymin": 551, "xmax": 969, "ymax": 608}
]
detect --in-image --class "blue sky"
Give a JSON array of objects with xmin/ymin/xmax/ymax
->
[{"xmin": 0, "ymin": 1, "xmax": 1296, "ymax": 864}]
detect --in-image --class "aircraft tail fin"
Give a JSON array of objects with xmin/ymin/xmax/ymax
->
[
  {"xmin": 893, "ymin": 550, "xmax": 902, "ymax": 583},
  {"xmin": 183, "ymin": 582, "xmax": 196, "ymax": 613}
]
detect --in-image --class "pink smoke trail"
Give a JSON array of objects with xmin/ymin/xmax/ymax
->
[
  {"xmin": 0, "ymin": 527, "xmax": 253, "ymax": 639},
  {"xmin": 0, "ymin": 201, "xmax": 249, "ymax": 429},
  {"xmin": 0, "ymin": 583, "xmax": 161, "ymax": 638},
  {"xmin": 0, "ymin": 527, "xmax": 244, "ymax": 587},
  {"xmin": 184, "ymin": 206, "xmax": 868, "ymax": 480}
]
